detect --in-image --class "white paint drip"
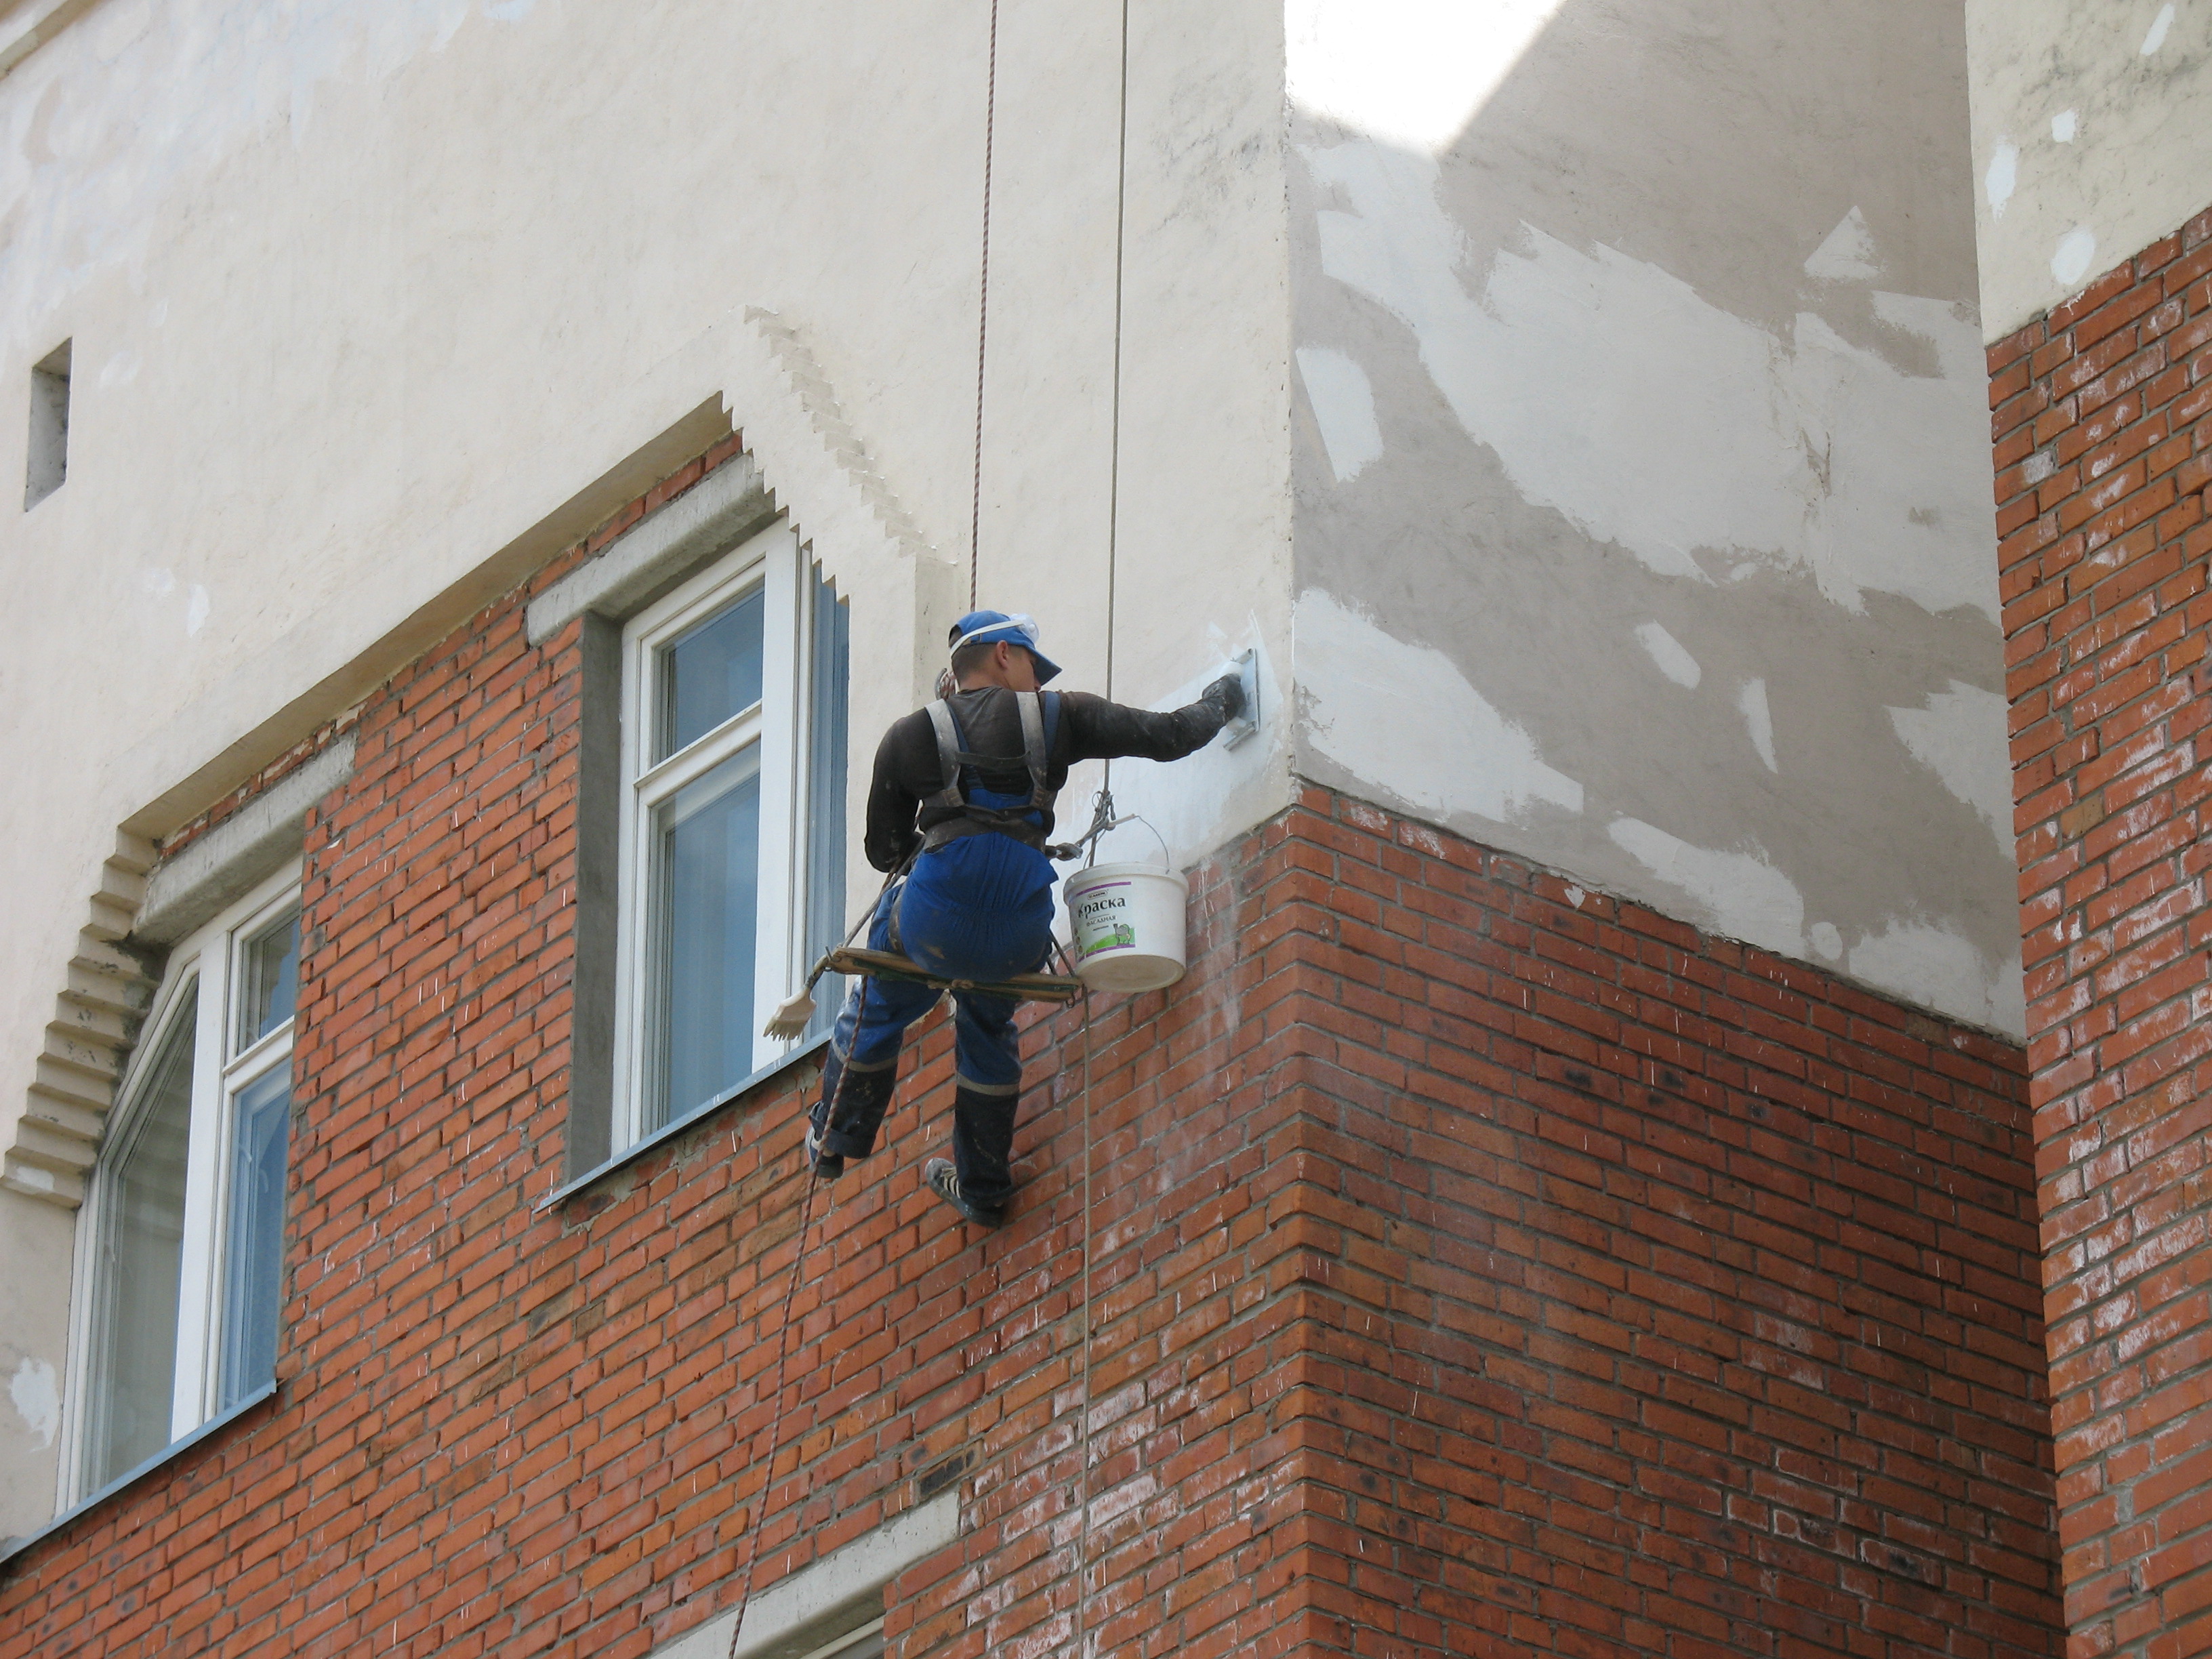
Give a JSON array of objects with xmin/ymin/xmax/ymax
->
[
  {"xmin": 1886, "ymin": 680, "xmax": 2012, "ymax": 848},
  {"xmin": 1285, "ymin": 0, "xmax": 1567, "ymax": 154},
  {"xmin": 2053, "ymin": 226, "xmax": 2100, "ymax": 287},
  {"xmin": 1563, "ymin": 884, "xmax": 1585, "ymax": 909},
  {"xmin": 1808, "ymin": 922, "xmax": 1843, "ymax": 962},
  {"xmin": 1633, "ymin": 621, "xmax": 1701, "ymax": 689},
  {"xmin": 1738, "ymin": 679, "xmax": 1777, "ymax": 772},
  {"xmin": 1307, "ymin": 142, "xmax": 2000, "ymax": 621},
  {"xmin": 9, "ymin": 1356, "xmax": 59, "ymax": 1448},
  {"xmin": 1297, "ymin": 587, "xmax": 1584, "ymax": 822},
  {"xmin": 186, "ymin": 583, "xmax": 210, "ymax": 636},
  {"xmin": 2144, "ymin": 3, "xmax": 2176, "ymax": 55},
  {"xmin": 1849, "ymin": 919, "xmax": 2025, "ymax": 1035},
  {"xmin": 1803, "ymin": 207, "xmax": 1881, "ymax": 283},
  {"xmin": 1296, "ymin": 346, "xmax": 1385, "ymax": 483},
  {"xmin": 2051, "ymin": 109, "xmax": 2078, "ymax": 144},
  {"xmin": 1606, "ymin": 818, "xmax": 1805, "ymax": 958},
  {"xmin": 1985, "ymin": 139, "xmax": 2018, "ymax": 220}
]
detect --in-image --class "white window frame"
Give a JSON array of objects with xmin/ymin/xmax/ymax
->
[
  {"xmin": 611, "ymin": 521, "xmax": 830, "ymax": 1150},
  {"xmin": 58, "ymin": 862, "xmax": 302, "ymax": 1505}
]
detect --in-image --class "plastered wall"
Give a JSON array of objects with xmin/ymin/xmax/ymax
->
[
  {"xmin": 1287, "ymin": 0, "xmax": 2024, "ymax": 1036},
  {"xmin": 1967, "ymin": 0, "xmax": 2212, "ymax": 342},
  {"xmin": 0, "ymin": 0, "xmax": 1291, "ymax": 1536}
]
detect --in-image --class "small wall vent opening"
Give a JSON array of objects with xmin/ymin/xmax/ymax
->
[{"xmin": 25, "ymin": 339, "xmax": 70, "ymax": 510}]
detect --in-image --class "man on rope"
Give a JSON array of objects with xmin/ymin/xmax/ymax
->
[{"xmin": 807, "ymin": 609, "xmax": 1246, "ymax": 1227}]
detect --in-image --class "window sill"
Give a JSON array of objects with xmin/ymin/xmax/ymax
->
[
  {"xmin": 0, "ymin": 1379, "xmax": 279, "ymax": 1575},
  {"xmin": 540, "ymin": 1033, "xmax": 830, "ymax": 1212}
]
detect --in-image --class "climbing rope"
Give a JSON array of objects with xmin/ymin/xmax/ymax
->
[{"xmin": 968, "ymin": 0, "xmax": 1002, "ymax": 610}]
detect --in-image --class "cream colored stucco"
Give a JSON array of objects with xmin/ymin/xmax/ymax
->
[
  {"xmin": 1968, "ymin": 0, "xmax": 2212, "ymax": 340},
  {"xmin": 0, "ymin": 0, "xmax": 1291, "ymax": 1538}
]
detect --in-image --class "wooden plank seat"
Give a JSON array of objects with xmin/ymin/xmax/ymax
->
[{"xmin": 823, "ymin": 946, "xmax": 1082, "ymax": 1004}]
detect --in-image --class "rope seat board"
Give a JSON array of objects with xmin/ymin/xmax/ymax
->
[{"xmin": 823, "ymin": 945, "xmax": 1081, "ymax": 1004}]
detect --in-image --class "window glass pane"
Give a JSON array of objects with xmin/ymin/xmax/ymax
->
[
  {"xmin": 803, "ymin": 573, "xmax": 851, "ymax": 1040},
  {"xmin": 218, "ymin": 1061, "xmax": 291, "ymax": 1411},
  {"xmin": 234, "ymin": 907, "xmax": 300, "ymax": 1052},
  {"xmin": 657, "ymin": 587, "xmax": 765, "ymax": 761},
  {"xmin": 652, "ymin": 747, "xmax": 761, "ymax": 1127},
  {"xmin": 86, "ymin": 989, "xmax": 197, "ymax": 1490}
]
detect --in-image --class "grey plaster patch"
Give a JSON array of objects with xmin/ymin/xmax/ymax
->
[
  {"xmin": 134, "ymin": 736, "xmax": 354, "ymax": 947},
  {"xmin": 1285, "ymin": 0, "xmax": 2021, "ymax": 1034}
]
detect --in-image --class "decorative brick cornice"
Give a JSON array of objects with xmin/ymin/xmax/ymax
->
[{"xmin": 0, "ymin": 835, "xmax": 159, "ymax": 1210}]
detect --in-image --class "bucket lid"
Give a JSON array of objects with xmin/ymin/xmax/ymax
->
[{"xmin": 1064, "ymin": 859, "xmax": 1188, "ymax": 893}]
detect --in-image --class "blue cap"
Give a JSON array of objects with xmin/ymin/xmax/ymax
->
[{"xmin": 949, "ymin": 609, "xmax": 1062, "ymax": 684}]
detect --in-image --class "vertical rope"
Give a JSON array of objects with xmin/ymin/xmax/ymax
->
[
  {"xmin": 1071, "ymin": 988, "xmax": 1097, "ymax": 1659},
  {"xmin": 969, "ymin": 0, "xmax": 1003, "ymax": 612},
  {"xmin": 1099, "ymin": 0, "xmax": 1132, "ymax": 798},
  {"xmin": 724, "ymin": 1170, "xmax": 821, "ymax": 1659},
  {"xmin": 724, "ymin": 981, "xmax": 869, "ymax": 1659}
]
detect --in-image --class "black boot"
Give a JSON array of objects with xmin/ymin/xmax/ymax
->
[
  {"xmin": 809, "ymin": 1050, "xmax": 898, "ymax": 1178},
  {"xmin": 941, "ymin": 1082, "xmax": 1019, "ymax": 1221}
]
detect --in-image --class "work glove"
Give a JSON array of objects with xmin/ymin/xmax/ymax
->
[{"xmin": 1202, "ymin": 671, "xmax": 1246, "ymax": 722}]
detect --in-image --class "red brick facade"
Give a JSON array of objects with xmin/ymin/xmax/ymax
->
[
  {"xmin": 0, "ymin": 462, "xmax": 2060, "ymax": 1658},
  {"xmin": 1992, "ymin": 204, "xmax": 2212, "ymax": 1657}
]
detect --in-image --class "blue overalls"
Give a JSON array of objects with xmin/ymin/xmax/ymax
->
[{"xmin": 810, "ymin": 692, "xmax": 1061, "ymax": 1214}]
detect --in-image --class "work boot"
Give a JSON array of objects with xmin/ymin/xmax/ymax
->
[
  {"xmin": 926, "ymin": 1158, "xmax": 1006, "ymax": 1229},
  {"xmin": 804, "ymin": 1122, "xmax": 844, "ymax": 1180}
]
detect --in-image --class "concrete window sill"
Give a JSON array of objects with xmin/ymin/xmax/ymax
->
[
  {"xmin": 539, "ymin": 1034, "xmax": 829, "ymax": 1212},
  {"xmin": 0, "ymin": 1380, "xmax": 279, "ymax": 1576}
]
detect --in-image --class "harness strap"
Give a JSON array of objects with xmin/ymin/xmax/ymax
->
[{"xmin": 919, "ymin": 692, "xmax": 1061, "ymax": 852}]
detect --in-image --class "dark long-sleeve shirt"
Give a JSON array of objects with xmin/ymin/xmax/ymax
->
[{"xmin": 863, "ymin": 686, "xmax": 1227, "ymax": 871}]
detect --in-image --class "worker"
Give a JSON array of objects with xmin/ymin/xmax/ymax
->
[{"xmin": 806, "ymin": 609, "xmax": 1246, "ymax": 1227}]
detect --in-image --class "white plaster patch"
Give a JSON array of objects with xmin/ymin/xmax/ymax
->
[
  {"xmin": 1296, "ymin": 346, "xmax": 1385, "ymax": 483},
  {"xmin": 1633, "ymin": 621, "xmax": 1701, "ymax": 688},
  {"xmin": 2144, "ymin": 3, "xmax": 2177, "ymax": 55},
  {"xmin": 143, "ymin": 567, "xmax": 176, "ymax": 596},
  {"xmin": 98, "ymin": 350, "xmax": 140, "ymax": 388},
  {"xmin": 1738, "ymin": 679, "xmax": 1777, "ymax": 772},
  {"xmin": 1848, "ymin": 919, "xmax": 2025, "ymax": 1036},
  {"xmin": 1886, "ymin": 680, "xmax": 2012, "ymax": 847},
  {"xmin": 1808, "ymin": 922, "xmax": 1843, "ymax": 962},
  {"xmin": 1985, "ymin": 139, "xmax": 2018, "ymax": 219},
  {"xmin": 1286, "ymin": 0, "xmax": 1567, "ymax": 154},
  {"xmin": 1307, "ymin": 142, "xmax": 2000, "ymax": 620},
  {"xmin": 1804, "ymin": 207, "xmax": 1881, "ymax": 283},
  {"xmin": 1606, "ymin": 817, "xmax": 1805, "ymax": 957},
  {"xmin": 2053, "ymin": 225, "xmax": 2100, "ymax": 287},
  {"xmin": 186, "ymin": 583, "xmax": 211, "ymax": 636},
  {"xmin": 1563, "ymin": 884, "xmax": 1586, "ymax": 909},
  {"xmin": 2051, "ymin": 109, "xmax": 2078, "ymax": 144},
  {"xmin": 9, "ymin": 1356, "xmax": 59, "ymax": 1448},
  {"xmin": 1297, "ymin": 587, "xmax": 1584, "ymax": 822}
]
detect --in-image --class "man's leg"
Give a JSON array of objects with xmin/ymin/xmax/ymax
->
[
  {"xmin": 811, "ymin": 894, "xmax": 940, "ymax": 1171},
  {"xmin": 933, "ymin": 989, "xmax": 1024, "ymax": 1219}
]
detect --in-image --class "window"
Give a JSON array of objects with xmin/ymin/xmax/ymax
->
[
  {"xmin": 24, "ymin": 337, "xmax": 69, "ymax": 510},
  {"xmin": 65, "ymin": 867, "xmax": 301, "ymax": 1500},
  {"xmin": 611, "ymin": 523, "xmax": 849, "ymax": 1149}
]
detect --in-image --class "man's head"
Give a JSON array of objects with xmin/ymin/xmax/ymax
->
[{"xmin": 948, "ymin": 611, "xmax": 1061, "ymax": 691}]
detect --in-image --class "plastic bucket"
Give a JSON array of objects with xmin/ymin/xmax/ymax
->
[{"xmin": 1064, "ymin": 862, "xmax": 1189, "ymax": 993}]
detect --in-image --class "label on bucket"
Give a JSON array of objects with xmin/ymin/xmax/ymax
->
[{"xmin": 1072, "ymin": 881, "xmax": 1136, "ymax": 957}]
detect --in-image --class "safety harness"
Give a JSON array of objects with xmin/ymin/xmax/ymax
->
[{"xmin": 919, "ymin": 690, "xmax": 1059, "ymax": 853}]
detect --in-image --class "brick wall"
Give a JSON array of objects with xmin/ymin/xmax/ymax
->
[
  {"xmin": 1992, "ymin": 203, "xmax": 2212, "ymax": 1657},
  {"xmin": 0, "ymin": 464, "xmax": 2059, "ymax": 1657}
]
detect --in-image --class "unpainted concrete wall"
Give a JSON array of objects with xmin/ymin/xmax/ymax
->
[
  {"xmin": 1967, "ymin": 0, "xmax": 2212, "ymax": 341},
  {"xmin": 0, "ymin": 0, "xmax": 1291, "ymax": 1536},
  {"xmin": 1288, "ymin": 0, "xmax": 2023, "ymax": 1036}
]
